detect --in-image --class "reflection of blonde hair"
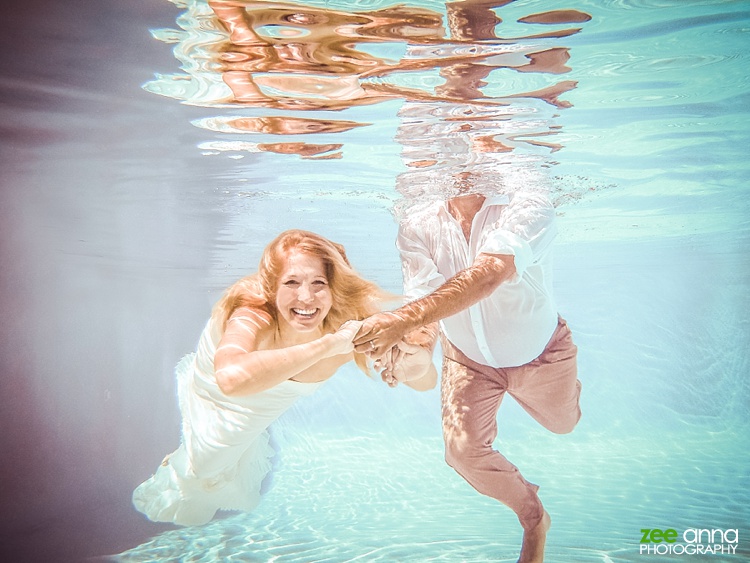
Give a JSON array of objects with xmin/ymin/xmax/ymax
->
[{"xmin": 211, "ymin": 229, "xmax": 388, "ymax": 372}]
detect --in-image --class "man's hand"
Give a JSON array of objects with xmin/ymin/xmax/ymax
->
[{"xmin": 353, "ymin": 312, "xmax": 411, "ymax": 358}]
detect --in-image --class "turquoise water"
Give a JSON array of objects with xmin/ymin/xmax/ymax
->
[{"xmin": 14, "ymin": 0, "xmax": 742, "ymax": 561}]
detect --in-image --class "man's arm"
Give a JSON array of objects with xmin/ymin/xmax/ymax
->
[{"xmin": 353, "ymin": 252, "xmax": 515, "ymax": 357}]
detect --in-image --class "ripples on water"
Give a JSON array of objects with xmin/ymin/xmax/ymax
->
[
  {"xmin": 144, "ymin": 0, "xmax": 595, "ymax": 210},
  {"xmin": 141, "ymin": 0, "xmax": 750, "ymax": 235}
]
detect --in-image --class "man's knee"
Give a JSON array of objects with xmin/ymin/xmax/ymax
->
[
  {"xmin": 444, "ymin": 447, "xmax": 483, "ymax": 492},
  {"xmin": 443, "ymin": 441, "xmax": 517, "ymax": 501},
  {"xmin": 548, "ymin": 418, "xmax": 578, "ymax": 435},
  {"xmin": 546, "ymin": 405, "xmax": 581, "ymax": 435},
  {"xmin": 444, "ymin": 444, "xmax": 463, "ymax": 472},
  {"xmin": 444, "ymin": 438, "xmax": 489, "ymax": 476}
]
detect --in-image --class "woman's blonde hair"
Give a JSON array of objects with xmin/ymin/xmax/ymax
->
[{"xmin": 210, "ymin": 230, "xmax": 389, "ymax": 372}]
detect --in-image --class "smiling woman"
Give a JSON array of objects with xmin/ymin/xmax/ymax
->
[
  {"xmin": 131, "ymin": 230, "xmax": 434, "ymax": 526},
  {"xmin": 273, "ymin": 252, "xmax": 335, "ymax": 336}
]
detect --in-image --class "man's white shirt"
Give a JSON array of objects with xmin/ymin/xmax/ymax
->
[{"xmin": 397, "ymin": 192, "xmax": 559, "ymax": 368}]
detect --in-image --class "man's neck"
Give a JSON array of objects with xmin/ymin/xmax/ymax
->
[{"xmin": 447, "ymin": 194, "xmax": 486, "ymax": 242}]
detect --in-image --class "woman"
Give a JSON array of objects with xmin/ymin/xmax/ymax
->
[{"xmin": 133, "ymin": 229, "xmax": 436, "ymax": 526}]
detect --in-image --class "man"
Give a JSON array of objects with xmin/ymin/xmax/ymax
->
[{"xmin": 354, "ymin": 188, "xmax": 581, "ymax": 563}]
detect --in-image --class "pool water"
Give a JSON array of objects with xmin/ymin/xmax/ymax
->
[{"xmin": 0, "ymin": 0, "xmax": 747, "ymax": 562}]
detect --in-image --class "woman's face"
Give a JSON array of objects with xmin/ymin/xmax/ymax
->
[{"xmin": 275, "ymin": 250, "xmax": 333, "ymax": 333}]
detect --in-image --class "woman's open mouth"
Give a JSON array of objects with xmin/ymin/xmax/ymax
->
[{"xmin": 291, "ymin": 307, "xmax": 319, "ymax": 320}]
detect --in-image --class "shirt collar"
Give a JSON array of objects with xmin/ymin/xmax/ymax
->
[
  {"xmin": 482, "ymin": 194, "xmax": 510, "ymax": 207},
  {"xmin": 438, "ymin": 193, "xmax": 510, "ymax": 213}
]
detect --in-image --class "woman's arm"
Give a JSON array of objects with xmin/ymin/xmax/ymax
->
[{"xmin": 214, "ymin": 307, "xmax": 360, "ymax": 396}]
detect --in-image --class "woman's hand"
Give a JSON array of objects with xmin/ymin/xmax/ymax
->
[
  {"xmin": 373, "ymin": 347, "xmax": 399, "ymax": 387},
  {"xmin": 328, "ymin": 320, "xmax": 363, "ymax": 356},
  {"xmin": 353, "ymin": 312, "xmax": 412, "ymax": 358}
]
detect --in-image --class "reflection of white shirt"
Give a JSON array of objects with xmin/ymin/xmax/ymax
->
[{"xmin": 397, "ymin": 192, "xmax": 559, "ymax": 368}]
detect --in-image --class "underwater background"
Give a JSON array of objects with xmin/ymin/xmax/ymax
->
[{"xmin": 0, "ymin": 0, "xmax": 748, "ymax": 561}]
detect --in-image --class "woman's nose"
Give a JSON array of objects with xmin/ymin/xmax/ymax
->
[{"xmin": 297, "ymin": 283, "xmax": 314, "ymax": 302}]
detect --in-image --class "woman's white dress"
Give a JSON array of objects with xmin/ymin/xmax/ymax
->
[{"xmin": 132, "ymin": 319, "xmax": 323, "ymax": 526}]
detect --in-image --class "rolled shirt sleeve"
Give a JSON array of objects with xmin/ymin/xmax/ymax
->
[{"xmin": 477, "ymin": 192, "xmax": 557, "ymax": 282}]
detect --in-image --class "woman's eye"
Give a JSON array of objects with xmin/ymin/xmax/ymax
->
[
  {"xmin": 312, "ymin": 280, "xmax": 328, "ymax": 286},
  {"xmin": 284, "ymin": 280, "xmax": 300, "ymax": 286}
]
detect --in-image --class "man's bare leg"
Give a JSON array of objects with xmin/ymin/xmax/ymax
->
[{"xmin": 518, "ymin": 509, "xmax": 551, "ymax": 563}]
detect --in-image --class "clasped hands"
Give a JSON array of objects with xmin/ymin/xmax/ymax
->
[{"xmin": 350, "ymin": 312, "xmax": 424, "ymax": 387}]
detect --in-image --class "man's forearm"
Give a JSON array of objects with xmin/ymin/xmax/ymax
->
[
  {"xmin": 396, "ymin": 253, "xmax": 514, "ymax": 330},
  {"xmin": 352, "ymin": 254, "xmax": 515, "ymax": 357}
]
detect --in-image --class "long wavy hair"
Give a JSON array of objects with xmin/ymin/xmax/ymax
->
[{"xmin": 210, "ymin": 229, "xmax": 389, "ymax": 372}]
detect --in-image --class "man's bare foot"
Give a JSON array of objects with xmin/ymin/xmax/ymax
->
[{"xmin": 517, "ymin": 510, "xmax": 551, "ymax": 563}]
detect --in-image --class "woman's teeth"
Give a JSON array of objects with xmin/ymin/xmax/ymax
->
[{"xmin": 292, "ymin": 308, "xmax": 317, "ymax": 317}]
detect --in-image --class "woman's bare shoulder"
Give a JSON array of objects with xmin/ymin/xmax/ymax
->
[
  {"xmin": 225, "ymin": 307, "xmax": 275, "ymax": 344},
  {"xmin": 227, "ymin": 306, "xmax": 273, "ymax": 328},
  {"xmin": 218, "ymin": 307, "xmax": 276, "ymax": 354}
]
